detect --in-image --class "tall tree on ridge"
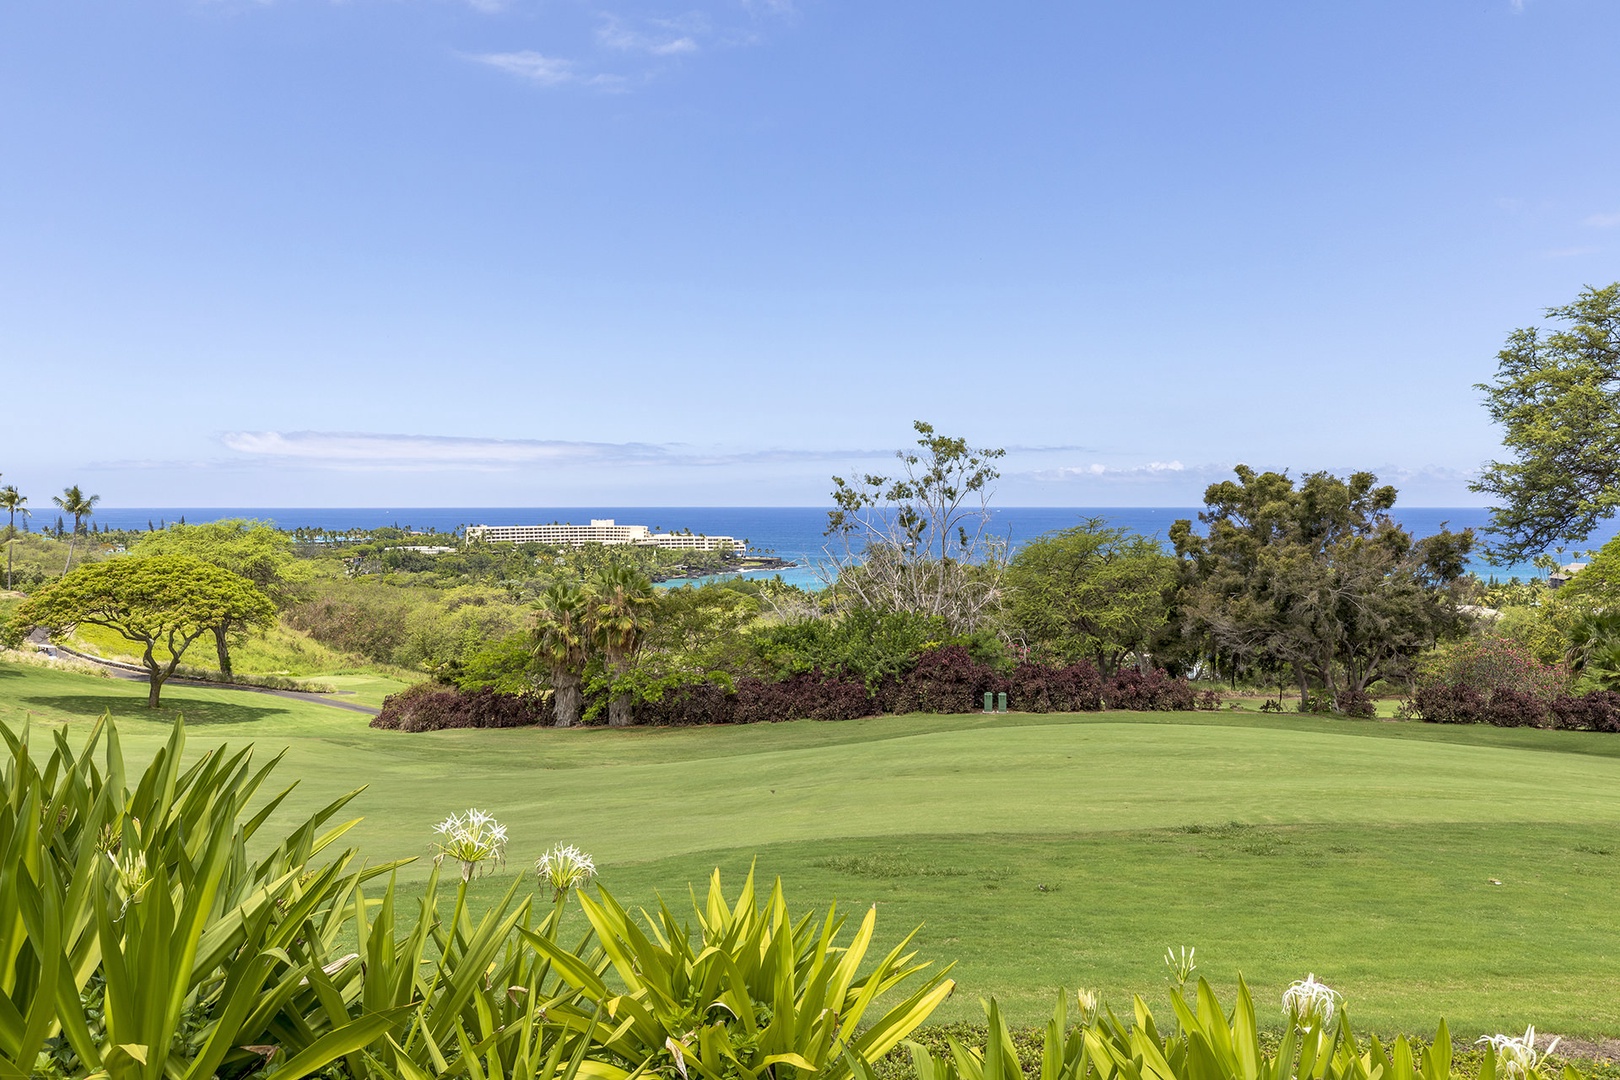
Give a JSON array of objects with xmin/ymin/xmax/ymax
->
[
  {"xmin": 51, "ymin": 485, "xmax": 100, "ymax": 574},
  {"xmin": 0, "ymin": 486, "xmax": 27, "ymax": 590}
]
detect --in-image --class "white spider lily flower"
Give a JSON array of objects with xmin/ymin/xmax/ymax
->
[
  {"xmin": 1478, "ymin": 1026, "xmax": 1558, "ymax": 1080},
  {"xmin": 537, "ymin": 843, "xmax": 597, "ymax": 899},
  {"xmin": 432, "ymin": 808, "xmax": 508, "ymax": 881},
  {"xmin": 107, "ymin": 848, "xmax": 150, "ymax": 913},
  {"xmin": 1282, "ymin": 973, "xmax": 1341, "ymax": 1032},
  {"xmin": 1164, "ymin": 946, "xmax": 1197, "ymax": 990},
  {"xmin": 1076, "ymin": 988, "xmax": 1101, "ymax": 1024}
]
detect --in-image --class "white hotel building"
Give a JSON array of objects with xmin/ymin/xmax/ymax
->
[{"xmin": 464, "ymin": 519, "xmax": 744, "ymax": 554}]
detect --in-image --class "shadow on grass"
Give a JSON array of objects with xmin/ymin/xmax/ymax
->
[{"xmin": 18, "ymin": 693, "xmax": 296, "ymax": 726}]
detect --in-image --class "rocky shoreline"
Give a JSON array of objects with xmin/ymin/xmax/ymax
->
[{"xmin": 652, "ymin": 555, "xmax": 797, "ymax": 584}]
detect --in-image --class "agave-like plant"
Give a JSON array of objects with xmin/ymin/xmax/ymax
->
[
  {"xmin": 0, "ymin": 717, "xmax": 408, "ymax": 1080},
  {"xmin": 900, "ymin": 978, "xmax": 1585, "ymax": 1080},
  {"xmin": 526, "ymin": 866, "xmax": 956, "ymax": 1080}
]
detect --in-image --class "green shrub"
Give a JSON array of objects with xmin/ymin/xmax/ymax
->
[
  {"xmin": 896, "ymin": 978, "xmax": 1584, "ymax": 1080},
  {"xmin": 1417, "ymin": 636, "xmax": 1568, "ymax": 701},
  {"xmin": 526, "ymin": 868, "xmax": 956, "ymax": 1080},
  {"xmin": 751, "ymin": 610, "xmax": 950, "ymax": 688}
]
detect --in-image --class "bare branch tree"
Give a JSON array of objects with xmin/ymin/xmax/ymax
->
[{"xmin": 821, "ymin": 421, "xmax": 1007, "ymax": 634}]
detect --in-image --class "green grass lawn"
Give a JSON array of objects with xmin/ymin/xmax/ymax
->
[{"xmin": 4, "ymin": 657, "xmax": 1619, "ymax": 1037}]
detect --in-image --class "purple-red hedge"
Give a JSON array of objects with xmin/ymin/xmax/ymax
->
[
  {"xmin": 731, "ymin": 672, "xmax": 877, "ymax": 724},
  {"xmin": 1104, "ymin": 667, "xmax": 1196, "ymax": 711},
  {"xmin": 1006, "ymin": 661, "xmax": 1104, "ymax": 713},
  {"xmin": 372, "ymin": 683, "xmax": 550, "ymax": 732}
]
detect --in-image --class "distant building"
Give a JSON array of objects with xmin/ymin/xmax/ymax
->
[
  {"xmin": 465, "ymin": 519, "xmax": 744, "ymax": 553},
  {"xmin": 1549, "ymin": 562, "xmax": 1588, "ymax": 589}
]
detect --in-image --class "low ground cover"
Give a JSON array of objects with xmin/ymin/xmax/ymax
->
[{"xmin": 3, "ymin": 658, "xmax": 1619, "ymax": 1036}]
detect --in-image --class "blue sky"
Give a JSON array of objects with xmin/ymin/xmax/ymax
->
[{"xmin": 2, "ymin": 0, "xmax": 1617, "ymax": 508}]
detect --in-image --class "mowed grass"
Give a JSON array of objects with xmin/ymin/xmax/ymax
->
[{"xmin": 3, "ymin": 659, "xmax": 1620, "ymax": 1036}]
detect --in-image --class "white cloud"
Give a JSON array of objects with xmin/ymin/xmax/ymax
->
[
  {"xmin": 1030, "ymin": 460, "xmax": 1197, "ymax": 482},
  {"xmin": 1585, "ymin": 212, "xmax": 1620, "ymax": 229},
  {"xmin": 222, "ymin": 431, "xmax": 669, "ymax": 468},
  {"xmin": 216, "ymin": 431, "xmax": 904, "ymax": 471},
  {"xmin": 597, "ymin": 14, "xmax": 700, "ymax": 55},
  {"xmin": 469, "ymin": 50, "xmax": 579, "ymax": 85}
]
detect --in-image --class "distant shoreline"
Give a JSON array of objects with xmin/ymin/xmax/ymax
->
[{"xmin": 652, "ymin": 554, "xmax": 797, "ymax": 585}]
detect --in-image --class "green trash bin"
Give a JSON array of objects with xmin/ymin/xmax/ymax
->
[
  {"xmin": 983, "ymin": 691, "xmax": 994, "ymax": 713},
  {"xmin": 997, "ymin": 691, "xmax": 1008, "ymax": 714}
]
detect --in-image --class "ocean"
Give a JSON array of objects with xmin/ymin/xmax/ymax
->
[{"xmin": 73, "ymin": 506, "xmax": 1605, "ymax": 590}]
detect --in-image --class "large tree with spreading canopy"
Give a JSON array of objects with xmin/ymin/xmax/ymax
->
[
  {"xmin": 16, "ymin": 555, "xmax": 276, "ymax": 706},
  {"xmin": 1173, "ymin": 467, "xmax": 1474, "ymax": 709}
]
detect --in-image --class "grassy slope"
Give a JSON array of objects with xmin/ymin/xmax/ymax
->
[
  {"xmin": 3, "ymin": 658, "xmax": 1618, "ymax": 1035},
  {"xmin": 65, "ymin": 617, "xmax": 418, "ymax": 697}
]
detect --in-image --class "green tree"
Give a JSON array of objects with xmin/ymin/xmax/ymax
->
[
  {"xmin": 0, "ymin": 485, "xmax": 27, "ymax": 590},
  {"xmin": 533, "ymin": 580, "xmax": 591, "ymax": 728},
  {"xmin": 1004, "ymin": 519, "xmax": 1176, "ymax": 674},
  {"xmin": 15, "ymin": 555, "xmax": 276, "ymax": 706},
  {"xmin": 1473, "ymin": 283, "xmax": 1620, "ymax": 561},
  {"xmin": 638, "ymin": 582, "xmax": 760, "ymax": 679},
  {"xmin": 133, "ymin": 518, "xmax": 310, "ymax": 676},
  {"xmin": 587, "ymin": 564, "xmax": 656, "ymax": 727},
  {"xmin": 826, "ymin": 420, "xmax": 1006, "ymax": 633},
  {"xmin": 1173, "ymin": 467, "xmax": 1474, "ymax": 709},
  {"xmin": 50, "ymin": 484, "xmax": 99, "ymax": 574}
]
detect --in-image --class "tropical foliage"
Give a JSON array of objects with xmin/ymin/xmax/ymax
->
[
  {"xmin": 898, "ymin": 978, "xmax": 1581, "ymax": 1080},
  {"xmin": 0, "ymin": 718, "xmax": 955, "ymax": 1080}
]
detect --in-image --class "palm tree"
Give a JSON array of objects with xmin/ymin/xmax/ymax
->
[
  {"xmin": 532, "ymin": 581, "xmax": 591, "ymax": 728},
  {"xmin": 587, "ymin": 564, "xmax": 656, "ymax": 727},
  {"xmin": 0, "ymin": 486, "xmax": 28, "ymax": 590},
  {"xmin": 51, "ymin": 485, "xmax": 100, "ymax": 574},
  {"xmin": 1566, "ymin": 609, "xmax": 1620, "ymax": 690}
]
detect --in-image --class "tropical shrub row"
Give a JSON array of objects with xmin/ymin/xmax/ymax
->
[
  {"xmin": 1400, "ymin": 684, "xmax": 1620, "ymax": 731},
  {"xmin": 1394, "ymin": 634, "xmax": 1620, "ymax": 730},
  {"xmin": 378, "ymin": 647, "xmax": 1193, "ymax": 730}
]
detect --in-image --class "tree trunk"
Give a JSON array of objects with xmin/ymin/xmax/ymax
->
[
  {"xmin": 552, "ymin": 674, "xmax": 582, "ymax": 728},
  {"xmin": 143, "ymin": 647, "xmax": 166, "ymax": 707},
  {"xmin": 213, "ymin": 623, "xmax": 233, "ymax": 677},
  {"xmin": 62, "ymin": 538, "xmax": 76, "ymax": 575},
  {"xmin": 607, "ymin": 693, "xmax": 633, "ymax": 727},
  {"xmin": 1295, "ymin": 662, "xmax": 1310, "ymax": 707}
]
